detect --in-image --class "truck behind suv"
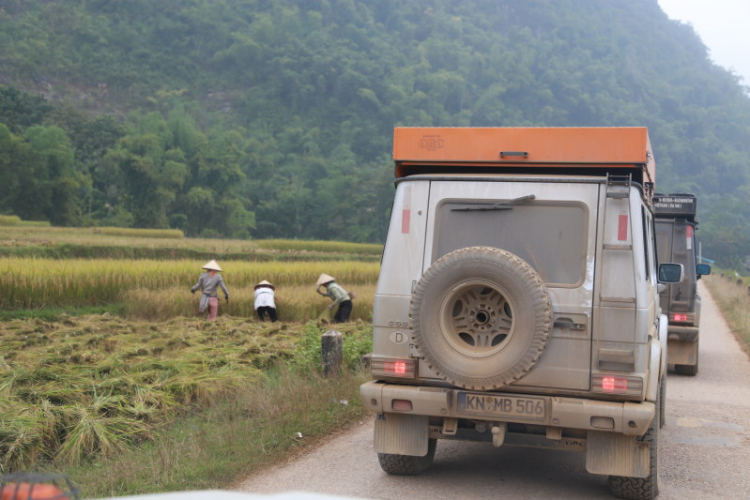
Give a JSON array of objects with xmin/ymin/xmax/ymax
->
[
  {"xmin": 361, "ymin": 127, "xmax": 684, "ymax": 500},
  {"xmin": 653, "ymin": 194, "xmax": 711, "ymax": 376}
]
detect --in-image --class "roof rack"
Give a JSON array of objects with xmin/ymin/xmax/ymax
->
[{"xmin": 393, "ymin": 127, "xmax": 656, "ymax": 185}]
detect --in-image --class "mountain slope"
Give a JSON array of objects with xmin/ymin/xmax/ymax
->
[{"xmin": 0, "ymin": 0, "xmax": 749, "ymax": 262}]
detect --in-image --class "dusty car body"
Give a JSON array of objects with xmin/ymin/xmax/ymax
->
[
  {"xmin": 653, "ymin": 194, "xmax": 710, "ymax": 376},
  {"xmin": 361, "ymin": 127, "xmax": 683, "ymax": 500}
]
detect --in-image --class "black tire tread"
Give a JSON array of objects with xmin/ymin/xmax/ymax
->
[
  {"xmin": 609, "ymin": 390, "xmax": 660, "ymax": 500},
  {"xmin": 674, "ymin": 363, "xmax": 698, "ymax": 376},
  {"xmin": 377, "ymin": 439, "xmax": 436, "ymax": 475}
]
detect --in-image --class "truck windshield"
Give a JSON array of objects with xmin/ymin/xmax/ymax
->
[{"xmin": 434, "ymin": 200, "xmax": 588, "ymax": 285}]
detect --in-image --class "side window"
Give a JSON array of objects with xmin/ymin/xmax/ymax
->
[
  {"xmin": 641, "ymin": 208, "xmax": 650, "ymax": 280},
  {"xmin": 641, "ymin": 207, "xmax": 657, "ymax": 284}
]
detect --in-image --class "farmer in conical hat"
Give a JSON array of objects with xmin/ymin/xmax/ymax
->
[
  {"xmin": 315, "ymin": 273, "xmax": 352, "ymax": 323},
  {"xmin": 254, "ymin": 279, "xmax": 278, "ymax": 322},
  {"xmin": 191, "ymin": 260, "xmax": 229, "ymax": 320}
]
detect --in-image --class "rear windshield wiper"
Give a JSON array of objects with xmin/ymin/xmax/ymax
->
[{"xmin": 451, "ymin": 194, "xmax": 536, "ymax": 211}]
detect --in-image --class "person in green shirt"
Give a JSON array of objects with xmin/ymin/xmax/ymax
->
[{"xmin": 316, "ymin": 273, "xmax": 352, "ymax": 323}]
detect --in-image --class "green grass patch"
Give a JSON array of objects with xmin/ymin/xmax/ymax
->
[
  {"xmin": 0, "ymin": 214, "xmax": 22, "ymax": 226},
  {"xmin": 0, "ymin": 304, "xmax": 125, "ymax": 322},
  {"xmin": 0, "ymin": 244, "xmax": 380, "ymax": 262},
  {"xmin": 256, "ymin": 239, "xmax": 383, "ymax": 256},
  {"xmin": 0, "ymin": 215, "xmax": 50, "ymax": 227},
  {"xmin": 19, "ymin": 220, "xmax": 51, "ymax": 227},
  {"xmin": 90, "ymin": 227, "xmax": 184, "ymax": 239},
  {"xmin": 0, "ymin": 227, "xmax": 381, "ymax": 261}
]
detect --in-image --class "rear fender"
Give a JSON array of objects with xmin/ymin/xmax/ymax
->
[{"xmin": 646, "ymin": 314, "xmax": 668, "ymax": 402}]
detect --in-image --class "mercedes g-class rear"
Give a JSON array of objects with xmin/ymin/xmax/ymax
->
[
  {"xmin": 361, "ymin": 127, "xmax": 683, "ymax": 500},
  {"xmin": 654, "ymin": 193, "xmax": 711, "ymax": 376}
]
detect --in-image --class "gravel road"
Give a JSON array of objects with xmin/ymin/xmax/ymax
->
[{"xmin": 235, "ymin": 281, "xmax": 750, "ymax": 499}]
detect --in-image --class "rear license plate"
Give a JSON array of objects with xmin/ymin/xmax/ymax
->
[{"xmin": 457, "ymin": 392, "xmax": 546, "ymax": 421}]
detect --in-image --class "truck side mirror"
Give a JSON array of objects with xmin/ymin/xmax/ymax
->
[
  {"xmin": 696, "ymin": 263, "xmax": 711, "ymax": 278},
  {"xmin": 659, "ymin": 263, "xmax": 684, "ymax": 283}
]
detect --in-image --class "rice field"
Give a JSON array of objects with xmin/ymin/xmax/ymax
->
[
  {"xmin": 0, "ymin": 226, "xmax": 383, "ymax": 259},
  {"xmin": 0, "ymin": 315, "xmax": 373, "ymax": 473},
  {"xmin": 0, "ymin": 230, "xmax": 381, "ymax": 476},
  {"xmin": 0, "ymin": 259, "xmax": 379, "ymax": 315}
]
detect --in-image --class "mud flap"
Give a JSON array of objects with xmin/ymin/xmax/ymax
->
[
  {"xmin": 667, "ymin": 338, "xmax": 698, "ymax": 365},
  {"xmin": 585, "ymin": 431, "xmax": 649, "ymax": 478},
  {"xmin": 374, "ymin": 413, "xmax": 429, "ymax": 457}
]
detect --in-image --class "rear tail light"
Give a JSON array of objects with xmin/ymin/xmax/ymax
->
[
  {"xmin": 370, "ymin": 357, "xmax": 416, "ymax": 378},
  {"xmin": 592, "ymin": 374, "xmax": 643, "ymax": 396},
  {"xmin": 670, "ymin": 312, "xmax": 693, "ymax": 323}
]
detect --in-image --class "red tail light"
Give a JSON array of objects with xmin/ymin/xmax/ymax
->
[
  {"xmin": 671, "ymin": 313, "xmax": 690, "ymax": 323},
  {"xmin": 592, "ymin": 374, "xmax": 643, "ymax": 396},
  {"xmin": 370, "ymin": 357, "xmax": 416, "ymax": 378},
  {"xmin": 385, "ymin": 361, "xmax": 408, "ymax": 376},
  {"xmin": 602, "ymin": 376, "xmax": 628, "ymax": 392}
]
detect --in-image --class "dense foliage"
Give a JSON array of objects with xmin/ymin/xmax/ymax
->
[{"xmin": 1, "ymin": 0, "xmax": 749, "ymax": 263}]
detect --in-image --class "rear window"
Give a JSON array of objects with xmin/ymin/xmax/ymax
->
[
  {"xmin": 655, "ymin": 221, "xmax": 672, "ymax": 266},
  {"xmin": 434, "ymin": 200, "xmax": 588, "ymax": 285},
  {"xmin": 656, "ymin": 220, "xmax": 697, "ymax": 281}
]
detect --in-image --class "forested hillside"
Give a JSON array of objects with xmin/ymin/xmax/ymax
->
[{"xmin": 1, "ymin": 0, "xmax": 749, "ymax": 264}]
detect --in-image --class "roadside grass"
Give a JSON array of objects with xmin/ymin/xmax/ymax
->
[
  {"xmin": 703, "ymin": 274, "xmax": 750, "ymax": 355},
  {"xmin": 1, "ymin": 314, "xmax": 373, "ymax": 481},
  {"xmin": 60, "ymin": 367, "xmax": 370, "ymax": 499}
]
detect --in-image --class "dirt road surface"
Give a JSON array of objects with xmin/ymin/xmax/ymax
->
[{"xmin": 236, "ymin": 282, "xmax": 750, "ymax": 499}]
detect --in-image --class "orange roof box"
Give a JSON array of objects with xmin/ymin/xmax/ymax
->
[{"xmin": 393, "ymin": 127, "xmax": 655, "ymax": 184}]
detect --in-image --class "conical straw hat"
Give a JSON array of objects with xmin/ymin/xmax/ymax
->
[
  {"xmin": 255, "ymin": 279, "xmax": 275, "ymax": 290},
  {"xmin": 201, "ymin": 260, "xmax": 222, "ymax": 272},
  {"xmin": 316, "ymin": 273, "xmax": 335, "ymax": 286}
]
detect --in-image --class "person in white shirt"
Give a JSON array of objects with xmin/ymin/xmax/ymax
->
[{"xmin": 253, "ymin": 280, "xmax": 278, "ymax": 322}]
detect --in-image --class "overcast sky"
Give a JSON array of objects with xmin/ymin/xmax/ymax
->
[{"xmin": 658, "ymin": 0, "xmax": 750, "ymax": 87}]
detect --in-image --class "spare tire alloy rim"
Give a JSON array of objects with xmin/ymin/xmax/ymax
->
[{"xmin": 440, "ymin": 280, "xmax": 515, "ymax": 358}]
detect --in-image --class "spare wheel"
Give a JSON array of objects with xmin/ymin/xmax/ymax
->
[{"xmin": 410, "ymin": 246, "xmax": 552, "ymax": 390}]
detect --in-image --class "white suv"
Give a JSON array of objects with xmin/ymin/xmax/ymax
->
[{"xmin": 361, "ymin": 127, "xmax": 683, "ymax": 500}]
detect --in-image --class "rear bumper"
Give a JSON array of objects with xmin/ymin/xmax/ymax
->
[
  {"xmin": 361, "ymin": 381, "xmax": 654, "ymax": 437},
  {"xmin": 667, "ymin": 324, "xmax": 699, "ymax": 342}
]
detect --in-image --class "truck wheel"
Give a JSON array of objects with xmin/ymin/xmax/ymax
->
[
  {"xmin": 675, "ymin": 355, "xmax": 698, "ymax": 376},
  {"xmin": 377, "ymin": 439, "xmax": 437, "ymax": 475},
  {"xmin": 410, "ymin": 247, "xmax": 552, "ymax": 390},
  {"xmin": 608, "ymin": 395, "xmax": 660, "ymax": 500}
]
